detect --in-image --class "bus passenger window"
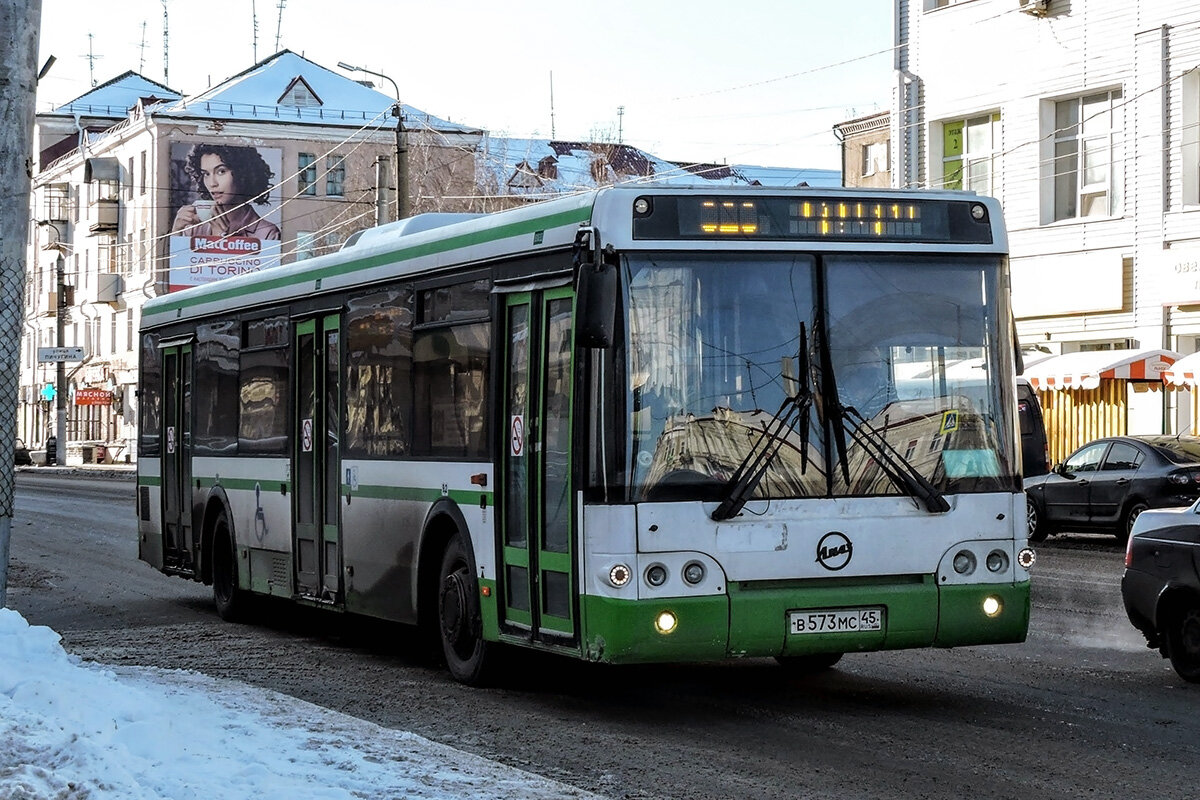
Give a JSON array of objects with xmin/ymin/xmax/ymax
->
[{"xmin": 345, "ymin": 286, "xmax": 414, "ymax": 458}]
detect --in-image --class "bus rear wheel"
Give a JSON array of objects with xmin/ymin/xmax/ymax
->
[
  {"xmin": 438, "ymin": 534, "xmax": 495, "ymax": 685},
  {"xmin": 211, "ymin": 510, "xmax": 248, "ymax": 622}
]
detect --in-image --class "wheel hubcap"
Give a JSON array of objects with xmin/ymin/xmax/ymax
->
[
  {"xmin": 440, "ymin": 568, "xmax": 470, "ymax": 650},
  {"xmin": 1182, "ymin": 610, "xmax": 1200, "ymax": 659}
]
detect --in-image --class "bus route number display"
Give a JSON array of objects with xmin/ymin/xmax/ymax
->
[{"xmin": 631, "ymin": 195, "xmax": 993, "ymax": 244}]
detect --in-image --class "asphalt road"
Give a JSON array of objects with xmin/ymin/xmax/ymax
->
[{"xmin": 6, "ymin": 471, "xmax": 1199, "ymax": 800}]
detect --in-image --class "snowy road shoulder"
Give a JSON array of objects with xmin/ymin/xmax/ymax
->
[{"xmin": 0, "ymin": 609, "xmax": 603, "ymax": 799}]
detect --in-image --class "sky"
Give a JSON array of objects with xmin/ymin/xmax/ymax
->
[
  {"xmin": 0, "ymin": 608, "xmax": 603, "ymax": 799},
  {"xmin": 34, "ymin": 0, "xmax": 895, "ymax": 170}
]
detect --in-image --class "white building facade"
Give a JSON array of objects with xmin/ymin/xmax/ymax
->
[{"xmin": 894, "ymin": 0, "xmax": 1200, "ymax": 443}]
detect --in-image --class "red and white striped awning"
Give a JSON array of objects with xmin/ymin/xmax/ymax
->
[
  {"xmin": 1021, "ymin": 348, "xmax": 1179, "ymax": 391},
  {"xmin": 1162, "ymin": 351, "xmax": 1200, "ymax": 388}
]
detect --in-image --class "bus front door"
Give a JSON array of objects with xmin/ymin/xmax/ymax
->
[
  {"xmin": 161, "ymin": 343, "xmax": 194, "ymax": 573},
  {"xmin": 500, "ymin": 289, "xmax": 577, "ymax": 645},
  {"xmin": 293, "ymin": 315, "xmax": 343, "ymax": 603}
]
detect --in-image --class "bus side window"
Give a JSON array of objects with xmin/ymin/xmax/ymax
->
[
  {"xmin": 345, "ymin": 286, "xmax": 414, "ymax": 458},
  {"xmin": 412, "ymin": 278, "xmax": 491, "ymax": 459}
]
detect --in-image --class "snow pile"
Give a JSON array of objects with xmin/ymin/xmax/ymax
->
[{"xmin": 0, "ymin": 608, "xmax": 599, "ymax": 799}]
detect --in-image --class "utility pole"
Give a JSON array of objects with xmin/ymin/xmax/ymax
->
[
  {"xmin": 0, "ymin": 0, "xmax": 43, "ymax": 607},
  {"xmin": 337, "ymin": 62, "xmax": 408, "ymax": 220}
]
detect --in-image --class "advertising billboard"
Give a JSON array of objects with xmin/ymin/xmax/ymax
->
[{"xmin": 168, "ymin": 141, "xmax": 284, "ymax": 292}]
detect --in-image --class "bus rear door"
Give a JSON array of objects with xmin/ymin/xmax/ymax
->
[
  {"xmin": 161, "ymin": 342, "xmax": 194, "ymax": 573},
  {"xmin": 499, "ymin": 288, "xmax": 577, "ymax": 645},
  {"xmin": 293, "ymin": 315, "xmax": 343, "ymax": 603}
]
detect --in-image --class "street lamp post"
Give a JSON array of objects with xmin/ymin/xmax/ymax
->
[
  {"xmin": 337, "ymin": 61, "xmax": 408, "ymax": 221},
  {"xmin": 37, "ymin": 221, "xmax": 67, "ymax": 467}
]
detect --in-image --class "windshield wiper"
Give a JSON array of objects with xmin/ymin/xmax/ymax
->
[
  {"xmin": 808, "ymin": 306, "xmax": 947, "ymax": 514},
  {"xmin": 711, "ymin": 326, "xmax": 812, "ymax": 521},
  {"xmin": 832, "ymin": 402, "xmax": 950, "ymax": 513}
]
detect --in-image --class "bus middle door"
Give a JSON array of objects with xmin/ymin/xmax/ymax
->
[
  {"xmin": 499, "ymin": 288, "xmax": 577, "ymax": 645},
  {"xmin": 293, "ymin": 315, "xmax": 343, "ymax": 603}
]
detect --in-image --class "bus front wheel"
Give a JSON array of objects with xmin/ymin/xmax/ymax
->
[{"xmin": 438, "ymin": 534, "xmax": 494, "ymax": 685}]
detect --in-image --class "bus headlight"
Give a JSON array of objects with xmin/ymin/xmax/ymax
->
[
  {"xmin": 654, "ymin": 610, "xmax": 678, "ymax": 634},
  {"xmin": 986, "ymin": 550, "xmax": 1009, "ymax": 573},
  {"xmin": 982, "ymin": 595, "xmax": 1003, "ymax": 617},
  {"xmin": 683, "ymin": 561, "xmax": 706, "ymax": 585},
  {"xmin": 953, "ymin": 550, "xmax": 977, "ymax": 575},
  {"xmin": 1017, "ymin": 548, "xmax": 1036, "ymax": 569},
  {"xmin": 645, "ymin": 564, "xmax": 668, "ymax": 587}
]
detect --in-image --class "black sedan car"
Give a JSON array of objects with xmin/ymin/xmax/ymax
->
[
  {"xmin": 1024, "ymin": 435, "xmax": 1200, "ymax": 543},
  {"xmin": 1122, "ymin": 502, "xmax": 1200, "ymax": 682}
]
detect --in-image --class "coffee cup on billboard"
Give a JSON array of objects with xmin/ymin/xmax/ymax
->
[{"xmin": 193, "ymin": 200, "xmax": 214, "ymax": 222}]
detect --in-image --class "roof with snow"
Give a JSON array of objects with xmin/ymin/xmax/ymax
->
[
  {"xmin": 157, "ymin": 51, "xmax": 481, "ymax": 134},
  {"xmin": 477, "ymin": 137, "xmax": 821, "ymax": 197},
  {"xmin": 47, "ymin": 71, "xmax": 182, "ymax": 118}
]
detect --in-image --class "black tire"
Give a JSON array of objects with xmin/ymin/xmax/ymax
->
[
  {"xmin": 1026, "ymin": 494, "xmax": 1049, "ymax": 543},
  {"xmin": 1166, "ymin": 603, "xmax": 1200, "ymax": 683},
  {"xmin": 211, "ymin": 510, "xmax": 248, "ymax": 622},
  {"xmin": 775, "ymin": 652, "xmax": 843, "ymax": 674},
  {"xmin": 438, "ymin": 534, "xmax": 495, "ymax": 685},
  {"xmin": 1118, "ymin": 501, "xmax": 1148, "ymax": 545}
]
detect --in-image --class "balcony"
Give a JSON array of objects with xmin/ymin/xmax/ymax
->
[{"xmin": 88, "ymin": 198, "xmax": 119, "ymax": 234}]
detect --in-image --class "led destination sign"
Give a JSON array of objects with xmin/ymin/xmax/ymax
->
[{"xmin": 631, "ymin": 195, "xmax": 994, "ymax": 244}]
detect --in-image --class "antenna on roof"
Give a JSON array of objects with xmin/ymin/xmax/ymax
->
[
  {"xmin": 617, "ymin": 106, "xmax": 624, "ymax": 145},
  {"xmin": 83, "ymin": 33, "xmax": 102, "ymax": 87},
  {"xmin": 139, "ymin": 22, "xmax": 147, "ymax": 73},
  {"xmin": 252, "ymin": 0, "xmax": 259, "ymax": 61},
  {"xmin": 275, "ymin": 0, "xmax": 286, "ymax": 53},
  {"xmin": 549, "ymin": 71, "xmax": 555, "ymax": 139},
  {"xmin": 161, "ymin": 0, "xmax": 169, "ymax": 85}
]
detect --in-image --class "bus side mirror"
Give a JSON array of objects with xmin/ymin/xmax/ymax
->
[{"xmin": 576, "ymin": 244, "xmax": 617, "ymax": 349}]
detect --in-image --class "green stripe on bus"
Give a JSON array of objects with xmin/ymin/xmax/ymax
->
[
  {"xmin": 195, "ymin": 476, "xmax": 291, "ymax": 492},
  {"xmin": 147, "ymin": 205, "xmax": 592, "ymax": 318},
  {"xmin": 138, "ymin": 475, "xmax": 162, "ymax": 487},
  {"xmin": 174, "ymin": 476, "xmax": 494, "ymax": 506},
  {"xmin": 350, "ymin": 484, "xmax": 494, "ymax": 505}
]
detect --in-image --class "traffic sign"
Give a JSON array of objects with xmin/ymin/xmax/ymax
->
[{"xmin": 37, "ymin": 347, "xmax": 85, "ymax": 363}]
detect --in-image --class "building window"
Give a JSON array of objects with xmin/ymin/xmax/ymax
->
[
  {"xmin": 126, "ymin": 157, "xmax": 134, "ymax": 200},
  {"xmin": 1183, "ymin": 70, "xmax": 1199, "ymax": 206},
  {"xmin": 139, "ymin": 151, "xmax": 147, "ymax": 195},
  {"xmin": 326, "ymin": 155, "xmax": 345, "ymax": 197},
  {"xmin": 1052, "ymin": 90, "xmax": 1123, "ymax": 221},
  {"xmin": 296, "ymin": 231, "xmax": 317, "ymax": 261},
  {"xmin": 861, "ymin": 141, "xmax": 889, "ymax": 177},
  {"xmin": 942, "ymin": 114, "xmax": 999, "ymax": 194},
  {"xmin": 298, "ymin": 152, "xmax": 317, "ymax": 196}
]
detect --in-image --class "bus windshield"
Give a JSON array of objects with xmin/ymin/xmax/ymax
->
[{"xmin": 624, "ymin": 252, "xmax": 1018, "ymax": 504}]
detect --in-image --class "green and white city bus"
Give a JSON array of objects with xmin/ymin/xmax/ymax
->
[{"xmin": 137, "ymin": 185, "xmax": 1034, "ymax": 684}]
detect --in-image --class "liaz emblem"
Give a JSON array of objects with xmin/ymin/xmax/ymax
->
[{"xmin": 816, "ymin": 531, "xmax": 853, "ymax": 571}]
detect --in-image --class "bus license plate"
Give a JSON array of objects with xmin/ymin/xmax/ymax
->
[{"xmin": 789, "ymin": 607, "xmax": 884, "ymax": 635}]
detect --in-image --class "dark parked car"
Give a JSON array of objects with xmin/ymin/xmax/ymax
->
[
  {"xmin": 1024, "ymin": 435, "xmax": 1200, "ymax": 543},
  {"xmin": 1122, "ymin": 502, "xmax": 1200, "ymax": 682},
  {"xmin": 14, "ymin": 438, "xmax": 32, "ymax": 466}
]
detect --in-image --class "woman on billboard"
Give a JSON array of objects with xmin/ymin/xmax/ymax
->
[{"xmin": 171, "ymin": 143, "xmax": 282, "ymax": 240}]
